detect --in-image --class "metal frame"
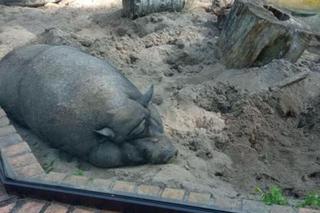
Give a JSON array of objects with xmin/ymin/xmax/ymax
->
[{"xmin": 0, "ymin": 157, "xmax": 236, "ymax": 213}]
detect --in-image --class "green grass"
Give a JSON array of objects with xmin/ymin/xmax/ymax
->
[
  {"xmin": 299, "ymin": 193, "xmax": 320, "ymax": 208},
  {"xmin": 257, "ymin": 186, "xmax": 320, "ymax": 209},
  {"xmin": 256, "ymin": 186, "xmax": 288, "ymax": 205},
  {"xmin": 73, "ymin": 169, "xmax": 84, "ymax": 176}
]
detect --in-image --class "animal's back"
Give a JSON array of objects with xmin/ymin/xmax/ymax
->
[
  {"xmin": 0, "ymin": 45, "xmax": 142, "ymax": 155},
  {"xmin": 0, "ymin": 45, "xmax": 50, "ymax": 124},
  {"xmin": 0, "ymin": 45, "xmax": 178, "ymax": 168}
]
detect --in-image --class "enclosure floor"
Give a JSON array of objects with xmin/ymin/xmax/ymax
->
[{"xmin": 1, "ymin": 0, "xmax": 320, "ymax": 201}]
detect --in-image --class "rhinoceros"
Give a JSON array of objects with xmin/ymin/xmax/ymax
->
[{"xmin": 0, "ymin": 44, "xmax": 177, "ymax": 168}]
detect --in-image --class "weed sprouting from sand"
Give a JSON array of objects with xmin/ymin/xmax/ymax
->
[
  {"xmin": 257, "ymin": 186, "xmax": 320, "ymax": 208},
  {"xmin": 256, "ymin": 186, "xmax": 288, "ymax": 205},
  {"xmin": 43, "ymin": 160, "xmax": 55, "ymax": 173},
  {"xmin": 299, "ymin": 192, "xmax": 320, "ymax": 208},
  {"xmin": 73, "ymin": 169, "xmax": 84, "ymax": 176}
]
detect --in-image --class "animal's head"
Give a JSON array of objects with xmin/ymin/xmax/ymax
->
[
  {"xmin": 93, "ymin": 85, "xmax": 177, "ymax": 165},
  {"xmin": 94, "ymin": 85, "xmax": 164, "ymax": 143},
  {"xmin": 130, "ymin": 135, "xmax": 178, "ymax": 164}
]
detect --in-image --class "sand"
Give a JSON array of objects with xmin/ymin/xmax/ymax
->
[{"xmin": 1, "ymin": 0, "xmax": 320, "ymax": 201}]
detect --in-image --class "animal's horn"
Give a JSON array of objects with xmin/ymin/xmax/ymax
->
[{"xmin": 139, "ymin": 85, "xmax": 154, "ymax": 107}]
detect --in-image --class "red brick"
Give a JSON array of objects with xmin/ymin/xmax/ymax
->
[
  {"xmin": 17, "ymin": 200, "xmax": 46, "ymax": 213},
  {"xmin": 44, "ymin": 172, "xmax": 67, "ymax": 184},
  {"xmin": 0, "ymin": 117, "xmax": 10, "ymax": 127},
  {"xmin": 87, "ymin": 178, "xmax": 112, "ymax": 192},
  {"xmin": 188, "ymin": 192, "xmax": 211, "ymax": 205},
  {"xmin": 137, "ymin": 185, "xmax": 161, "ymax": 197},
  {"xmin": 161, "ymin": 188, "xmax": 185, "ymax": 201},
  {"xmin": 299, "ymin": 208, "xmax": 320, "ymax": 213},
  {"xmin": 45, "ymin": 203, "xmax": 69, "ymax": 213},
  {"xmin": 0, "ymin": 202, "xmax": 15, "ymax": 213},
  {"xmin": 2, "ymin": 142, "xmax": 31, "ymax": 157},
  {"xmin": 0, "ymin": 126, "xmax": 16, "ymax": 137},
  {"xmin": 15, "ymin": 162, "xmax": 44, "ymax": 178},
  {"xmin": 100, "ymin": 210, "xmax": 120, "ymax": 213},
  {"xmin": 112, "ymin": 181, "xmax": 135, "ymax": 193},
  {"xmin": 0, "ymin": 134, "xmax": 23, "ymax": 148},
  {"xmin": 271, "ymin": 205, "xmax": 296, "ymax": 213},
  {"xmin": 242, "ymin": 199, "xmax": 270, "ymax": 213},
  {"xmin": 62, "ymin": 175, "xmax": 89, "ymax": 188},
  {"xmin": 211, "ymin": 196, "xmax": 242, "ymax": 211},
  {"xmin": 7, "ymin": 153, "xmax": 38, "ymax": 168},
  {"xmin": 0, "ymin": 108, "xmax": 6, "ymax": 118},
  {"xmin": 72, "ymin": 207, "xmax": 96, "ymax": 213}
]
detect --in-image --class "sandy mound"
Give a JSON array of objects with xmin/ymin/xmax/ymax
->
[{"xmin": 1, "ymin": 0, "xmax": 320, "ymax": 200}]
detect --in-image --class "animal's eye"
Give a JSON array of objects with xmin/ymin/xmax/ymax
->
[{"xmin": 128, "ymin": 119, "xmax": 146, "ymax": 137}]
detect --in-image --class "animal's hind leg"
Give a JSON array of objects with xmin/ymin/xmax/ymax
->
[{"xmin": 88, "ymin": 141, "xmax": 123, "ymax": 168}]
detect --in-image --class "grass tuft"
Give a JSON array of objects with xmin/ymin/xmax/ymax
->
[
  {"xmin": 299, "ymin": 192, "xmax": 320, "ymax": 208},
  {"xmin": 73, "ymin": 169, "xmax": 84, "ymax": 176},
  {"xmin": 256, "ymin": 186, "xmax": 288, "ymax": 205}
]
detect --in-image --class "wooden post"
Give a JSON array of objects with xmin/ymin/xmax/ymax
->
[
  {"xmin": 218, "ymin": 0, "xmax": 313, "ymax": 68},
  {"xmin": 122, "ymin": 0, "xmax": 185, "ymax": 19}
]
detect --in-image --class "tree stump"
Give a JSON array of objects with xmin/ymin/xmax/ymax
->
[
  {"xmin": 218, "ymin": 0, "xmax": 313, "ymax": 69},
  {"xmin": 212, "ymin": 0, "xmax": 235, "ymax": 29},
  {"xmin": 122, "ymin": 0, "xmax": 185, "ymax": 19}
]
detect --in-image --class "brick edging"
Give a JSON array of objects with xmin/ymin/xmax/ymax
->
[{"xmin": 0, "ymin": 106, "xmax": 319, "ymax": 213}]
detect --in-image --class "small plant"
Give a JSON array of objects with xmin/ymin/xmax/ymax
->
[
  {"xmin": 299, "ymin": 192, "xmax": 320, "ymax": 208},
  {"xmin": 256, "ymin": 186, "xmax": 288, "ymax": 205},
  {"xmin": 43, "ymin": 160, "xmax": 55, "ymax": 173},
  {"xmin": 73, "ymin": 169, "xmax": 84, "ymax": 176}
]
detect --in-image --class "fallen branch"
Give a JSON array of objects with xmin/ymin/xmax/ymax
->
[{"xmin": 273, "ymin": 72, "xmax": 310, "ymax": 90}]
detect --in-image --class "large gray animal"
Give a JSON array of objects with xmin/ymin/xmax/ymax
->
[{"xmin": 0, "ymin": 44, "xmax": 177, "ymax": 168}]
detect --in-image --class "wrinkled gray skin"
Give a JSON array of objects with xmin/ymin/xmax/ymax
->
[{"xmin": 0, "ymin": 44, "xmax": 177, "ymax": 168}]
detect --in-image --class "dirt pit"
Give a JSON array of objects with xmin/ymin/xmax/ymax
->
[{"xmin": 1, "ymin": 0, "xmax": 320, "ymax": 201}]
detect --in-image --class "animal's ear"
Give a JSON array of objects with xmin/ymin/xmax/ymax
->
[
  {"xmin": 95, "ymin": 127, "xmax": 115, "ymax": 139},
  {"xmin": 139, "ymin": 85, "xmax": 154, "ymax": 107}
]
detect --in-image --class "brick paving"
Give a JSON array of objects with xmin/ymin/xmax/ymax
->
[
  {"xmin": 15, "ymin": 200, "xmax": 46, "ymax": 213},
  {"xmin": 44, "ymin": 203, "xmax": 69, "ymax": 213},
  {"xmin": 1, "ymin": 181, "xmax": 320, "ymax": 213},
  {"xmin": 136, "ymin": 184, "xmax": 161, "ymax": 197},
  {"xmin": 161, "ymin": 187, "xmax": 186, "ymax": 201},
  {"xmin": 299, "ymin": 209, "xmax": 320, "ymax": 213},
  {"xmin": 1, "ymin": 108, "xmax": 320, "ymax": 213},
  {"xmin": 0, "ymin": 183, "xmax": 119, "ymax": 213},
  {"xmin": 0, "ymin": 202, "xmax": 15, "ymax": 213}
]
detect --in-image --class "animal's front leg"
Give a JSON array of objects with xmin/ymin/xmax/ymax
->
[
  {"xmin": 88, "ymin": 140, "xmax": 147, "ymax": 168},
  {"xmin": 88, "ymin": 141, "xmax": 124, "ymax": 168},
  {"xmin": 121, "ymin": 143, "xmax": 146, "ymax": 165}
]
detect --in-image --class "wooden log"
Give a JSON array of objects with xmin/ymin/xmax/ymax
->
[
  {"xmin": 122, "ymin": 0, "xmax": 185, "ymax": 19},
  {"xmin": 218, "ymin": 0, "xmax": 313, "ymax": 68}
]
